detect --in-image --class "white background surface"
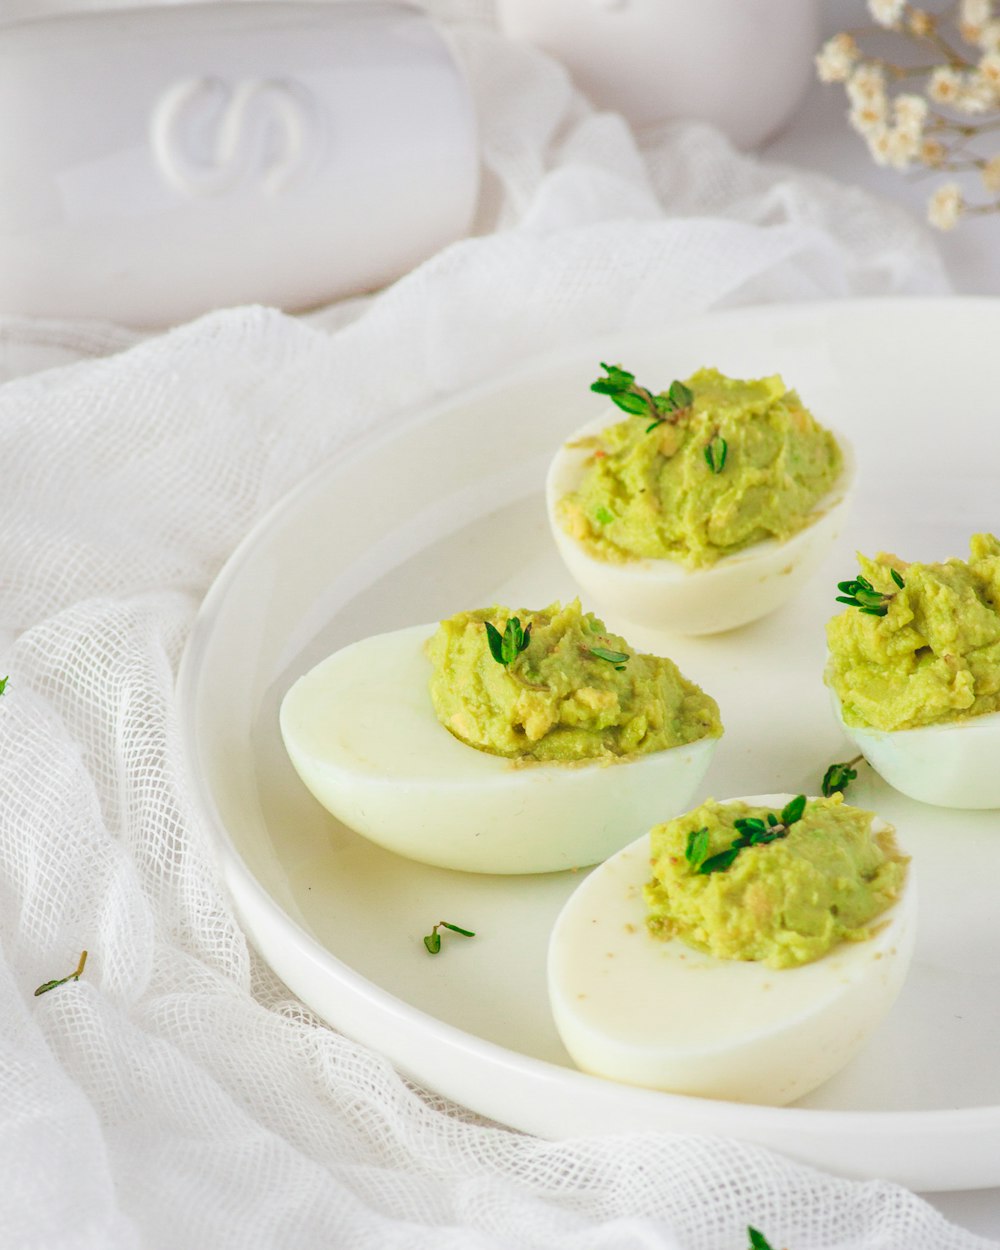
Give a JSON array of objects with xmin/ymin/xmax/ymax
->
[{"xmin": 767, "ymin": 0, "xmax": 1000, "ymax": 296}]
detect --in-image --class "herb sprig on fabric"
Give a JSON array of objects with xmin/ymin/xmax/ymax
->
[
  {"xmin": 485, "ymin": 617, "xmax": 531, "ymax": 667},
  {"xmin": 423, "ymin": 921, "xmax": 476, "ymax": 955},
  {"xmin": 821, "ymin": 754, "xmax": 864, "ymax": 797},
  {"xmin": 34, "ymin": 950, "xmax": 88, "ymax": 997},
  {"xmin": 747, "ymin": 1228, "xmax": 777, "ymax": 1250},
  {"xmin": 685, "ymin": 796, "xmax": 808, "ymax": 875},
  {"xmin": 0, "ymin": 675, "xmax": 8, "ymax": 696},
  {"xmin": 836, "ymin": 568, "xmax": 904, "ymax": 616},
  {"xmin": 591, "ymin": 362, "xmax": 693, "ymax": 433}
]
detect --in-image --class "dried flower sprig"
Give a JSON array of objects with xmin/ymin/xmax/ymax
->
[{"xmin": 816, "ymin": 0, "xmax": 1000, "ymax": 229}]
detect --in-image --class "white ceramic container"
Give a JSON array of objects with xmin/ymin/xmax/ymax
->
[
  {"xmin": 496, "ymin": 0, "xmax": 820, "ymax": 148},
  {"xmin": 0, "ymin": 2, "xmax": 478, "ymax": 326}
]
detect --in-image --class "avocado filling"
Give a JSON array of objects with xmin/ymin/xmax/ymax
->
[{"xmin": 426, "ymin": 599, "xmax": 722, "ymax": 762}]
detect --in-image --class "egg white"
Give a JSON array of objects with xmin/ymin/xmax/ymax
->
[
  {"xmin": 547, "ymin": 793, "xmax": 917, "ymax": 1105},
  {"xmin": 279, "ymin": 623, "xmax": 720, "ymax": 875},
  {"xmin": 545, "ymin": 414, "xmax": 856, "ymax": 635},
  {"xmin": 831, "ymin": 692, "xmax": 1000, "ymax": 809}
]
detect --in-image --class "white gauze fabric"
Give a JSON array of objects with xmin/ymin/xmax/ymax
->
[{"xmin": 0, "ymin": 14, "xmax": 978, "ymax": 1250}]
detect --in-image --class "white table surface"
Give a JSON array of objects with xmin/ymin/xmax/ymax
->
[{"xmin": 766, "ymin": 4, "xmax": 1000, "ymax": 1239}]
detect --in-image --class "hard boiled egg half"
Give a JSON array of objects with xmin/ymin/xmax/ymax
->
[
  {"xmin": 279, "ymin": 619, "xmax": 721, "ymax": 875},
  {"xmin": 548, "ymin": 794, "xmax": 916, "ymax": 1105},
  {"xmin": 545, "ymin": 369, "xmax": 855, "ymax": 636},
  {"xmin": 830, "ymin": 696, "xmax": 1000, "ymax": 809}
]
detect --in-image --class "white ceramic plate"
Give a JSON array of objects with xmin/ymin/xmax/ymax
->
[{"xmin": 178, "ymin": 299, "xmax": 1000, "ymax": 1192}]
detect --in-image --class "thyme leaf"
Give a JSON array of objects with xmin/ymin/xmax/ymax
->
[
  {"xmin": 821, "ymin": 754, "xmax": 864, "ymax": 797},
  {"xmin": 423, "ymin": 921, "xmax": 476, "ymax": 955},
  {"xmin": 34, "ymin": 950, "xmax": 88, "ymax": 997},
  {"xmin": 703, "ymin": 435, "xmax": 728, "ymax": 474},
  {"xmin": 484, "ymin": 617, "xmax": 531, "ymax": 667},
  {"xmin": 588, "ymin": 646, "xmax": 629, "ymax": 671}
]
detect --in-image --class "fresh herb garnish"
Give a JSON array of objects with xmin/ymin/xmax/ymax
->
[
  {"xmin": 703, "ymin": 435, "xmax": 727, "ymax": 474},
  {"xmin": 692, "ymin": 796, "xmax": 808, "ymax": 875},
  {"xmin": 587, "ymin": 646, "xmax": 629, "ymax": 671},
  {"xmin": 821, "ymin": 754, "xmax": 863, "ymax": 797},
  {"xmin": 34, "ymin": 950, "xmax": 87, "ymax": 997},
  {"xmin": 590, "ymin": 362, "xmax": 693, "ymax": 433},
  {"xmin": 423, "ymin": 921, "xmax": 476, "ymax": 955},
  {"xmin": 684, "ymin": 827, "xmax": 710, "ymax": 871},
  {"xmin": 595, "ymin": 506, "xmax": 615, "ymax": 525},
  {"xmin": 484, "ymin": 616, "xmax": 531, "ymax": 667},
  {"xmin": 748, "ymin": 1228, "xmax": 776, "ymax": 1250},
  {"xmin": 0, "ymin": 675, "xmax": 7, "ymax": 696},
  {"xmin": 835, "ymin": 569, "xmax": 905, "ymax": 617}
]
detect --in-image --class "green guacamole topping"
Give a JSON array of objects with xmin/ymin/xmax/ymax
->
[
  {"xmin": 426, "ymin": 599, "xmax": 722, "ymax": 762},
  {"xmin": 827, "ymin": 533, "xmax": 1000, "ymax": 732},
  {"xmin": 644, "ymin": 795, "xmax": 908, "ymax": 970},
  {"xmin": 559, "ymin": 367, "xmax": 843, "ymax": 569}
]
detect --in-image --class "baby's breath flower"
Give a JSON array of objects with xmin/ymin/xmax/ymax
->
[
  {"xmin": 957, "ymin": 71, "xmax": 998, "ymax": 112},
  {"xmin": 850, "ymin": 99, "xmax": 889, "ymax": 135},
  {"xmin": 982, "ymin": 154, "xmax": 1000, "ymax": 188},
  {"xmin": 977, "ymin": 50, "xmax": 1000, "ymax": 91},
  {"xmin": 928, "ymin": 182, "xmax": 964, "ymax": 229},
  {"xmin": 928, "ymin": 65, "xmax": 965, "ymax": 103},
  {"xmin": 816, "ymin": 33, "xmax": 860, "ymax": 83},
  {"xmin": 980, "ymin": 19, "xmax": 1000, "ymax": 50},
  {"xmin": 869, "ymin": 0, "xmax": 906, "ymax": 27},
  {"xmin": 908, "ymin": 8, "xmax": 936, "ymax": 36},
  {"xmin": 920, "ymin": 136, "xmax": 947, "ymax": 165},
  {"xmin": 867, "ymin": 124, "xmax": 895, "ymax": 166},
  {"xmin": 847, "ymin": 62, "xmax": 888, "ymax": 108},
  {"xmin": 960, "ymin": 0, "xmax": 993, "ymax": 43},
  {"xmin": 894, "ymin": 92, "xmax": 929, "ymax": 133}
]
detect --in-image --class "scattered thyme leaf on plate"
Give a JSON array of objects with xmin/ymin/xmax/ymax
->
[
  {"xmin": 34, "ymin": 949, "xmax": 88, "ymax": 997},
  {"xmin": 822, "ymin": 754, "xmax": 863, "ymax": 797},
  {"xmin": 484, "ymin": 617, "xmax": 531, "ymax": 667},
  {"xmin": 423, "ymin": 921, "xmax": 476, "ymax": 955}
]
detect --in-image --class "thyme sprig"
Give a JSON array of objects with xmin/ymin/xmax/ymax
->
[
  {"xmin": 591, "ymin": 363, "xmax": 693, "ymax": 434},
  {"xmin": 748, "ymin": 1229, "xmax": 776, "ymax": 1250},
  {"xmin": 423, "ymin": 921, "xmax": 476, "ymax": 955},
  {"xmin": 34, "ymin": 950, "xmax": 87, "ymax": 997},
  {"xmin": 485, "ymin": 616, "xmax": 531, "ymax": 667},
  {"xmin": 836, "ymin": 568, "xmax": 905, "ymax": 616},
  {"xmin": 821, "ymin": 754, "xmax": 864, "ymax": 797},
  {"xmin": 685, "ymin": 796, "xmax": 808, "ymax": 875}
]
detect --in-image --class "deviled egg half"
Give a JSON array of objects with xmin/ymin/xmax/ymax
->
[
  {"xmin": 546, "ymin": 366, "xmax": 855, "ymax": 635},
  {"xmin": 548, "ymin": 793, "xmax": 916, "ymax": 1106},
  {"xmin": 280, "ymin": 600, "xmax": 723, "ymax": 874},
  {"xmin": 826, "ymin": 533, "xmax": 1000, "ymax": 808}
]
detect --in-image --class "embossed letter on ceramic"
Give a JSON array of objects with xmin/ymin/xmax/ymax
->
[{"xmin": 0, "ymin": 3, "xmax": 478, "ymax": 326}]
